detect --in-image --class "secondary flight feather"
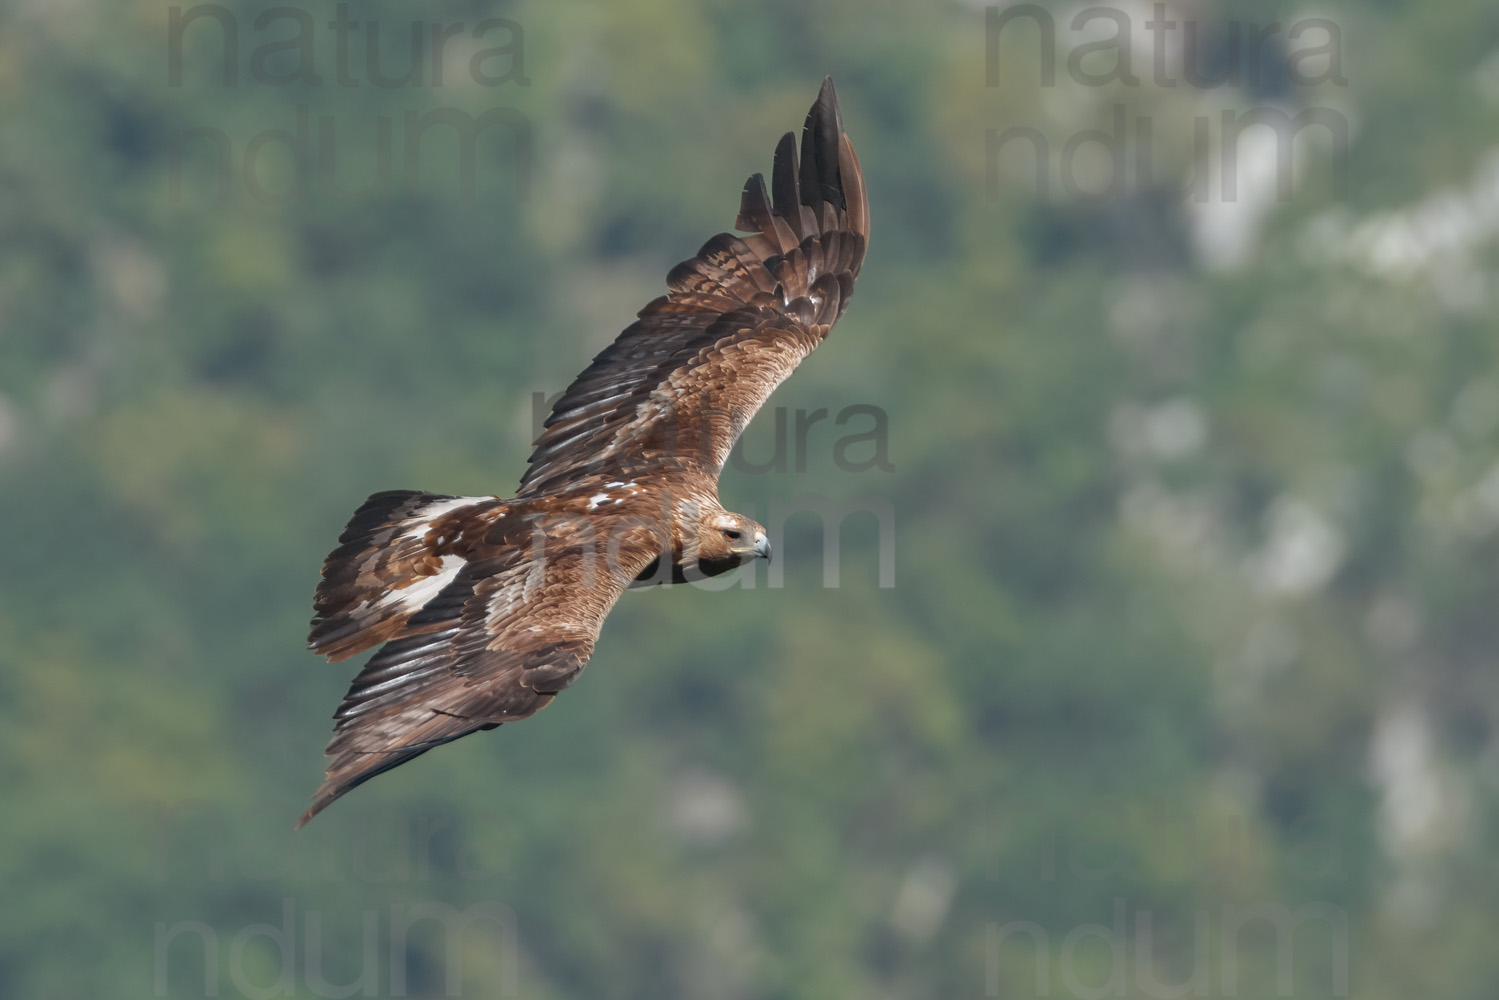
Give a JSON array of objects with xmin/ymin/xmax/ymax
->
[{"xmin": 300, "ymin": 78, "xmax": 868, "ymax": 826}]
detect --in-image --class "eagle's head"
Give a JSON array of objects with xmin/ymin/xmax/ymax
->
[{"xmin": 689, "ymin": 509, "xmax": 771, "ymax": 577}]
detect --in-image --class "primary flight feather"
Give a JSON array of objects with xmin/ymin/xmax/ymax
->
[{"xmin": 301, "ymin": 78, "xmax": 868, "ymax": 826}]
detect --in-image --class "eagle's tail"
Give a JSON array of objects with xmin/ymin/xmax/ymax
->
[{"xmin": 307, "ymin": 490, "xmax": 495, "ymax": 662}]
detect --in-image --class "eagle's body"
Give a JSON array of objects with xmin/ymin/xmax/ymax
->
[{"xmin": 300, "ymin": 79, "xmax": 868, "ymax": 826}]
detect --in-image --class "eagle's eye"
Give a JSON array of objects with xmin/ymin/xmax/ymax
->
[{"xmin": 722, "ymin": 529, "xmax": 742, "ymax": 541}]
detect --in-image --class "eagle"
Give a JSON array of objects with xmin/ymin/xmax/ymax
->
[{"xmin": 299, "ymin": 78, "xmax": 869, "ymax": 827}]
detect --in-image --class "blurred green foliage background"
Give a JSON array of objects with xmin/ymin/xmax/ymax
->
[{"xmin": 2, "ymin": 0, "xmax": 1497, "ymax": 997}]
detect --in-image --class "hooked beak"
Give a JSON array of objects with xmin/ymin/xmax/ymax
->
[{"xmin": 752, "ymin": 531, "xmax": 772, "ymax": 562}]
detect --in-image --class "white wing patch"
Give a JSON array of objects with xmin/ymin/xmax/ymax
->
[
  {"xmin": 383, "ymin": 554, "xmax": 465, "ymax": 613},
  {"xmin": 586, "ymin": 482, "xmax": 642, "ymax": 510},
  {"xmin": 399, "ymin": 496, "xmax": 491, "ymax": 542},
  {"xmin": 421, "ymin": 496, "xmax": 486, "ymax": 519}
]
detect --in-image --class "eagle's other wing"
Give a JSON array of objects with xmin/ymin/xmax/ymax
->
[
  {"xmin": 306, "ymin": 491, "xmax": 504, "ymax": 663},
  {"xmin": 518, "ymin": 77, "xmax": 869, "ymax": 498},
  {"xmin": 298, "ymin": 508, "xmax": 656, "ymax": 827}
]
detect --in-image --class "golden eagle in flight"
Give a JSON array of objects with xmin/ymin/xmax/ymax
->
[{"xmin": 300, "ymin": 78, "xmax": 868, "ymax": 826}]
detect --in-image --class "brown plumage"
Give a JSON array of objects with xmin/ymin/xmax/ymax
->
[{"xmin": 300, "ymin": 78, "xmax": 869, "ymax": 827}]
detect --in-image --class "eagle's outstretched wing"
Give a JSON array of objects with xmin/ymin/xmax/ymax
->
[
  {"xmin": 518, "ymin": 77, "xmax": 869, "ymax": 498},
  {"xmin": 300, "ymin": 502, "xmax": 657, "ymax": 827}
]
